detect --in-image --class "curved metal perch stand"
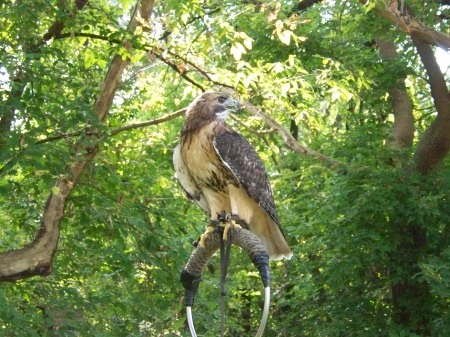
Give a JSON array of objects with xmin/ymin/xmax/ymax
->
[{"xmin": 180, "ymin": 227, "xmax": 270, "ymax": 337}]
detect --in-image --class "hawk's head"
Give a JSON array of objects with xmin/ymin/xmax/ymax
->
[{"xmin": 185, "ymin": 92, "xmax": 241, "ymax": 123}]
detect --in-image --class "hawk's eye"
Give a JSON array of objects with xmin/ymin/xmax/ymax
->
[{"xmin": 218, "ymin": 96, "xmax": 227, "ymax": 104}]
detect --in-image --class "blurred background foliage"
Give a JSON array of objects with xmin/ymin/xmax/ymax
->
[{"xmin": 1, "ymin": 0, "xmax": 450, "ymax": 336}]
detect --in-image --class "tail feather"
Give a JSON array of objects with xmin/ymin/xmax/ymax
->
[
  {"xmin": 227, "ymin": 185, "xmax": 292, "ymax": 260},
  {"xmin": 250, "ymin": 214, "xmax": 293, "ymax": 261}
]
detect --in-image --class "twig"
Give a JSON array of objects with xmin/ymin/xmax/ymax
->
[
  {"xmin": 153, "ymin": 53, "xmax": 206, "ymax": 91},
  {"xmin": 221, "ymin": 87, "xmax": 343, "ymax": 168},
  {"xmin": 34, "ymin": 108, "xmax": 186, "ymax": 145},
  {"xmin": 161, "ymin": 49, "xmax": 235, "ymax": 90},
  {"xmin": 52, "ymin": 31, "xmax": 234, "ymax": 92},
  {"xmin": 110, "ymin": 108, "xmax": 186, "ymax": 136}
]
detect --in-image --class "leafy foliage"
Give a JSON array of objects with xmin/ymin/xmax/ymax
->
[{"xmin": 1, "ymin": 0, "xmax": 450, "ymax": 336}]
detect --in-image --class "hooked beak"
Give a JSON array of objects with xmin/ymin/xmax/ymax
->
[{"xmin": 231, "ymin": 99, "xmax": 242, "ymax": 113}]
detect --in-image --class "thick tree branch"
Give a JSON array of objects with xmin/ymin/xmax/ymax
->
[
  {"xmin": 0, "ymin": 0, "xmax": 155, "ymax": 282},
  {"xmin": 374, "ymin": 32, "xmax": 414, "ymax": 149},
  {"xmin": 359, "ymin": 0, "xmax": 450, "ymax": 50},
  {"xmin": 411, "ymin": 35, "xmax": 450, "ymax": 174},
  {"xmin": 412, "ymin": 36, "xmax": 450, "ymax": 115}
]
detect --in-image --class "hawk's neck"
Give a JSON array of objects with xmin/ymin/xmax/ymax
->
[{"xmin": 181, "ymin": 119, "xmax": 232, "ymax": 143}]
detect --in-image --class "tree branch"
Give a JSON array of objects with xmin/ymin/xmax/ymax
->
[
  {"xmin": 152, "ymin": 52, "xmax": 206, "ymax": 91},
  {"xmin": 159, "ymin": 49, "xmax": 236, "ymax": 90},
  {"xmin": 230, "ymin": 115, "xmax": 277, "ymax": 135},
  {"xmin": 374, "ymin": 32, "xmax": 414, "ymax": 149},
  {"xmin": 51, "ymin": 30, "xmax": 236, "ymax": 93},
  {"xmin": 0, "ymin": 0, "xmax": 156, "ymax": 282},
  {"xmin": 411, "ymin": 35, "xmax": 450, "ymax": 174},
  {"xmin": 34, "ymin": 106, "xmax": 278, "ymax": 148},
  {"xmin": 53, "ymin": 30, "xmax": 237, "ymax": 92},
  {"xmin": 221, "ymin": 88, "xmax": 343, "ymax": 168},
  {"xmin": 110, "ymin": 108, "xmax": 186, "ymax": 136},
  {"xmin": 291, "ymin": 0, "xmax": 323, "ymax": 13},
  {"xmin": 34, "ymin": 107, "xmax": 187, "ymax": 145},
  {"xmin": 412, "ymin": 35, "xmax": 450, "ymax": 116},
  {"xmin": 359, "ymin": 0, "xmax": 450, "ymax": 50},
  {"xmin": 54, "ymin": 32, "xmax": 122, "ymax": 44},
  {"xmin": 159, "ymin": 7, "xmax": 221, "ymax": 41}
]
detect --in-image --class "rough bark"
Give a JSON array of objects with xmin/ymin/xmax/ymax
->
[
  {"xmin": 374, "ymin": 33, "xmax": 414, "ymax": 148},
  {"xmin": 388, "ymin": 88, "xmax": 415, "ymax": 148},
  {"xmin": 0, "ymin": 0, "xmax": 155, "ymax": 282}
]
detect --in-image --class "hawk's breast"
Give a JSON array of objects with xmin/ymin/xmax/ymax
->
[{"xmin": 180, "ymin": 122, "xmax": 236, "ymax": 193}]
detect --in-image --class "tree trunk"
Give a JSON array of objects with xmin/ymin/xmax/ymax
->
[
  {"xmin": 374, "ymin": 32, "xmax": 414, "ymax": 149},
  {"xmin": 373, "ymin": 30, "xmax": 430, "ymax": 334},
  {"xmin": 388, "ymin": 19, "xmax": 450, "ymax": 337},
  {"xmin": 369, "ymin": 5, "xmax": 450, "ymax": 335},
  {"xmin": 411, "ymin": 35, "xmax": 450, "ymax": 175}
]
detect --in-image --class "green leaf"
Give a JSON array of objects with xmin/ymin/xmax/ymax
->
[{"xmin": 365, "ymin": 1, "xmax": 376, "ymax": 13}]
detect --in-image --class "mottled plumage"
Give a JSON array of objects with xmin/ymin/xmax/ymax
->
[{"xmin": 173, "ymin": 92, "xmax": 292, "ymax": 260}]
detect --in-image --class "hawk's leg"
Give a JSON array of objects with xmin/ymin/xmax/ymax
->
[{"xmin": 194, "ymin": 219, "xmax": 220, "ymax": 248}]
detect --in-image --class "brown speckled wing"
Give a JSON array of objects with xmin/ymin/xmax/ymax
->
[{"xmin": 213, "ymin": 131, "xmax": 285, "ymax": 236}]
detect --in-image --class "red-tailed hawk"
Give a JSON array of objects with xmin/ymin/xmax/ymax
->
[{"xmin": 173, "ymin": 92, "xmax": 292, "ymax": 260}]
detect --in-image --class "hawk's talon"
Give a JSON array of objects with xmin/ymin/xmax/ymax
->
[
  {"xmin": 197, "ymin": 225, "xmax": 216, "ymax": 248},
  {"xmin": 198, "ymin": 213, "xmax": 246, "ymax": 245},
  {"xmin": 223, "ymin": 220, "xmax": 242, "ymax": 241}
]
